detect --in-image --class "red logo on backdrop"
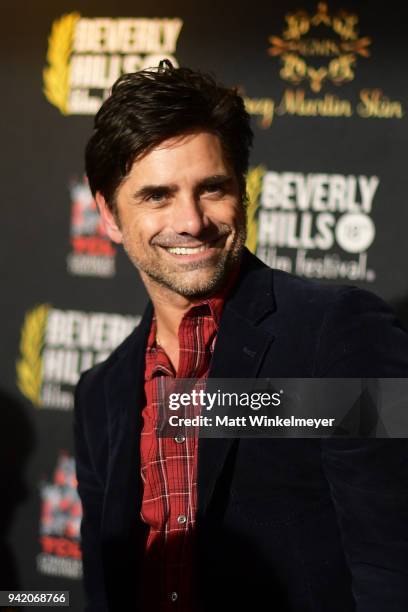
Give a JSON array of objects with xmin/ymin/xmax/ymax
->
[
  {"xmin": 37, "ymin": 452, "xmax": 83, "ymax": 578},
  {"xmin": 67, "ymin": 177, "xmax": 116, "ymax": 277}
]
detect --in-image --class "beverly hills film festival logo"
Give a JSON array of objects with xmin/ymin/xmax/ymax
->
[
  {"xmin": 243, "ymin": 2, "xmax": 403, "ymax": 128},
  {"xmin": 245, "ymin": 166, "xmax": 377, "ymax": 282},
  {"xmin": 43, "ymin": 13, "xmax": 183, "ymax": 115},
  {"xmin": 37, "ymin": 452, "xmax": 82, "ymax": 579},
  {"xmin": 67, "ymin": 176, "xmax": 116, "ymax": 278},
  {"xmin": 16, "ymin": 305, "xmax": 140, "ymax": 410}
]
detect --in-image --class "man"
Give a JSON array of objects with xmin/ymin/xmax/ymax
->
[{"xmin": 74, "ymin": 61, "xmax": 408, "ymax": 612}]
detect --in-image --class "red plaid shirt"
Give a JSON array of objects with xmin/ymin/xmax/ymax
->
[{"xmin": 141, "ymin": 295, "xmax": 225, "ymax": 611}]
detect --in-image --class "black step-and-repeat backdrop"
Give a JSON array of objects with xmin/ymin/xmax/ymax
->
[{"xmin": 2, "ymin": 1, "xmax": 407, "ymax": 608}]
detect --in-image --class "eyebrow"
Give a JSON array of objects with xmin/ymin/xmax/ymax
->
[
  {"xmin": 131, "ymin": 174, "xmax": 234, "ymax": 201},
  {"xmin": 199, "ymin": 174, "xmax": 234, "ymax": 189}
]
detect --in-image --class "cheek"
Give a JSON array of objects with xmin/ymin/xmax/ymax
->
[
  {"xmin": 124, "ymin": 212, "xmax": 165, "ymax": 242},
  {"xmin": 210, "ymin": 200, "xmax": 243, "ymax": 225},
  {"xmin": 224, "ymin": 203, "xmax": 246, "ymax": 228}
]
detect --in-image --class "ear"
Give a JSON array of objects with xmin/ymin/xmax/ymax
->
[{"xmin": 95, "ymin": 192, "xmax": 123, "ymax": 244}]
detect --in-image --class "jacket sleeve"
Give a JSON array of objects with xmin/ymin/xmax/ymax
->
[
  {"xmin": 74, "ymin": 374, "xmax": 109, "ymax": 612},
  {"xmin": 317, "ymin": 288, "xmax": 408, "ymax": 610}
]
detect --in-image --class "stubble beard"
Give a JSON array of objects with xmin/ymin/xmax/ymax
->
[{"xmin": 121, "ymin": 213, "xmax": 247, "ymax": 299}]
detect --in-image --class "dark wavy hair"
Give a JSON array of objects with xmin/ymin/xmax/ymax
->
[{"xmin": 85, "ymin": 61, "xmax": 253, "ymax": 213}]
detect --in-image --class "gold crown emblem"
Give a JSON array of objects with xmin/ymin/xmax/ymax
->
[{"xmin": 268, "ymin": 2, "xmax": 371, "ymax": 92}]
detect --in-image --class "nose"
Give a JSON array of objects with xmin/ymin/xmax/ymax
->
[{"xmin": 169, "ymin": 193, "xmax": 208, "ymax": 237}]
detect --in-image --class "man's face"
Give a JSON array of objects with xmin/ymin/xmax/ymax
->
[{"xmin": 99, "ymin": 131, "xmax": 246, "ymax": 298}]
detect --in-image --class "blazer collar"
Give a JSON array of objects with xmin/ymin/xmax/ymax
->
[
  {"xmin": 224, "ymin": 247, "xmax": 276, "ymax": 323},
  {"xmin": 199, "ymin": 249, "xmax": 276, "ymax": 515}
]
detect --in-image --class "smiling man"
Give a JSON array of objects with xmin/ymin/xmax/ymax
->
[{"xmin": 75, "ymin": 62, "xmax": 408, "ymax": 612}]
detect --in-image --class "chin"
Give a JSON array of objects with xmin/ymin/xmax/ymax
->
[{"xmin": 168, "ymin": 271, "xmax": 227, "ymax": 299}]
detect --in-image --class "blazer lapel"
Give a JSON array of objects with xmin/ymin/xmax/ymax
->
[
  {"xmin": 197, "ymin": 250, "xmax": 276, "ymax": 516},
  {"xmin": 103, "ymin": 302, "xmax": 153, "ymax": 536}
]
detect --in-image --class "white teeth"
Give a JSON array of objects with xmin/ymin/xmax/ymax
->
[{"xmin": 166, "ymin": 245, "xmax": 209, "ymax": 255}]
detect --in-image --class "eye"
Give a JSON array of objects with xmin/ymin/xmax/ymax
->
[
  {"xmin": 146, "ymin": 190, "xmax": 168, "ymax": 203},
  {"xmin": 202, "ymin": 183, "xmax": 226, "ymax": 196}
]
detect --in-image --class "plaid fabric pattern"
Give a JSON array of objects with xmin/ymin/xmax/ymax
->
[{"xmin": 140, "ymin": 296, "xmax": 224, "ymax": 611}]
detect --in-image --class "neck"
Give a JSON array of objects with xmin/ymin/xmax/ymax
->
[{"xmin": 140, "ymin": 272, "xmax": 214, "ymax": 342}]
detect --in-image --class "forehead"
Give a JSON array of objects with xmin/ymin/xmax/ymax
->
[{"xmin": 126, "ymin": 131, "xmax": 232, "ymax": 185}]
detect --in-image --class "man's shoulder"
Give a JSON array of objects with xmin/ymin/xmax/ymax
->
[
  {"xmin": 75, "ymin": 310, "xmax": 149, "ymax": 403},
  {"xmin": 251, "ymin": 251, "xmax": 384, "ymax": 318},
  {"xmin": 257, "ymin": 261, "xmax": 408, "ymax": 376},
  {"xmin": 84, "ymin": 326, "xmax": 136, "ymax": 375},
  {"xmin": 273, "ymin": 266, "xmax": 383, "ymax": 309}
]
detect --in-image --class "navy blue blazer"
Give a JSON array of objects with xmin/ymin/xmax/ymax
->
[{"xmin": 74, "ymin": 249, "xmax": 408, "ymax": 611}]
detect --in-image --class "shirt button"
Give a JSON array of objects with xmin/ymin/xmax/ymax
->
[
  {"xmin": 177, "ymin": 514, "xmax": 187, "ymax": 525},
  {"xmin": 174, "ymin": 434, "xmax": 186, "ymax": 444},
  {"xmin": 170, "ymin": 592, "xmax": 178, "ymax": 602}
]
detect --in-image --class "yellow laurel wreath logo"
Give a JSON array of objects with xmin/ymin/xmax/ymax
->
[
  {"xmin": 43, "ymin": 12, "xmax": 80, "ymax": 114},
  {"xmin": 245, "ymin": 166, "xmax": 266, "ymax": 254},
  {"xmin": 16, "ymin": 304, "xmax": 50, "ymax": 407},
  {"xmin": 268, "ymin": 2, "xmax": 371, "ymax": 92}
]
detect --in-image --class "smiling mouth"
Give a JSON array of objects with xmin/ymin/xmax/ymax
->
[
  {"xmin": 166, "ymin": 245, "xmax": 210, "ymax": 255},
  {"xmin": 159, "ymin": 236, "xmax": 227, "ymax": 256}
]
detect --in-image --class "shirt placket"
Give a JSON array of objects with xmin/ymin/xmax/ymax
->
[
  {"xmin": 142, "ymin": 305, "xmax": 219, "ymax": 611},
  {"xmin": 162, "ymin": 314, "xmax": 201, "ymax": 610}
]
